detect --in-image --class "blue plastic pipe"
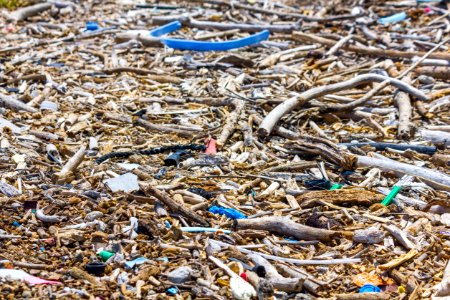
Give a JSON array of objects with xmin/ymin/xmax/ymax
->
[
  {"xmin": 149, "ymin": 21, "xmax": 182, "ymax": 37},
  {"xmin": 162, "ymin": 30, "xmax": 270, "ymax": 51},
  {"xmin": 149, "ymin": 21, "xmax": 270, "ymax": 51},
  {"xmin": 378, "ymin": 12, "xmax": 407, "ymax": 25}
]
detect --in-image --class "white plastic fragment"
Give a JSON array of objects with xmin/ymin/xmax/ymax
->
[
  {"xmin": 40, "ymin": 100, "xmax": 58, "ymax": 111},
  {"xmin": 117, "ymin": 163, "xmax": 140, "ymax": 170},
  {"xmin": 105, "ymin": 173, "xmax": 139, "ymax": 192}
]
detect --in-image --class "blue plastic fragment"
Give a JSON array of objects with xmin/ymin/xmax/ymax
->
[
  {"xmin": 209, "ymin": 205, "xmax": 247, "ymax": 219},
  {"xmin": 162, "ymin": 30, "xmax": 270, "ymax": 51},
  {"xmin": 149, "ymin": 21, "xmax": 182, "ymax": 37},
  {"xmin": 12, "ymin": 221, "xmax": 21, "ymax": 227},
  {"xmin": 378, "ymin": 12, "xmax": 407, "ymax": 25},
  {"xmin": 166, "ymin": 286, "xmax": 179, "ymax": 295},
  {"xmin": 124, "ymin": 257, "xmax": 150, "ymax": 269},
  {"xmin": 86, "ymin": 21, "xmax": 100, "ymax": 31},
  {"xmin": 149, "ymin": 21, "xmax": 270, "ymax": 51},
  {"xmin": 165, "ymin": 220, "xmax": 171, "ymax": 228},
  {"xmin": 359, "ymin": 284, "xmax": 381, "ymax": 293}
]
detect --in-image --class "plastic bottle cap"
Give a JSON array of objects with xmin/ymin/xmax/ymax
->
[{"xmin": 359, "ymin": 284, "xmax": 381, "ymax": 293}]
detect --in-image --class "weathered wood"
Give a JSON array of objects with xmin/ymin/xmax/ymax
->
[
  {"xmin": 235, "ymin": 216, "xmax": 339, "ymax": 241},
  {"xmin": 140, "ymin": 184, "xmax": 209, "ymax": 226}
]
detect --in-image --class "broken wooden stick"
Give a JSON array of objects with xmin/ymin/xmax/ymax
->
[
  {"xmin": 140, "ymin": 184, "xmax": 209, "ymax": 226},
  {"xmin": 414, "ymin": 66, "xmax": 450, "ymax": 80},
  {"xmin": 293, "ymin": 32, "xmax": 450, "ymax": 60},
  {"xmin": 192, "ymin": 0, "xmax": 364, "ymax": 23},
  {"xmin": 0, "ymin": 93, "xmax": 37, "ymax": 113},
  {"xmin": 276, "ymin": 264, "xmax": 321, "ymax": 294},
  {"xmin": 378, "ymin": 249, "xmax": 418, "ymax": 270},
  {"xmin": 55, "ymin": 144, "xmax": 87, "ymax": 183},
  {"xmin": 382, "ymin": 224, "xmax": 416, "ymax": 250},
  {"xmin": 395, "ymin": 76, "xmax": 413, "ymax": 140},
  {"xmin": 212, "ymin": 239, "xmax": 361, "ymax": 265},
  {"xmin": 248, "ymin": 253, "xmax": 304, "ymax": 293},
  {"xmin": 8, "ymin": 2, "xmax": 53, "ymax": 22},
  {"xmin": 234, "ymin": 216, "xmax": 339, "ymax": 241},
  {"xmin": 135, "ymin": 119, "xmax": 194, "ymax": 138},
  {"xmin": 217, "ymin": 100, "xmax": 244, "ymax": 147},
  {"xmin": 356, "ymin": 155, "xmax": 450, "ymax": 191}
]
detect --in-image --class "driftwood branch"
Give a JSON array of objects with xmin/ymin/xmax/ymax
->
[
  {"xmin": 248, "ymin": 253, "xmax": 304, "ymax": 293},
  {"xmin": 414, "ymin": 66, "xmax": 450, "ymax": 79},
  {"xmin": 8, "ymin": 3, "xmax": 53, "ymax": 22},
  {"xmin": 140, "ymin": 184, "xmax": 209, "ymax": 226},
  {"xmin": 188, "ymin": 18, "xmax": 299, "ymax": 33},
  {"xmin": 382, "ymin": 224, "xmax": 416, "ymax": 250},
  {"xmin": 55, "ymin": 144, "xmax": 87, "ymax": 183},
  {"xmin": 217, "ymin": 100, "xmax": 245, "ymax": 147},
  {"xmin": 257, "ymin": 74, "xmax": 427, "ymax": 137},
  {"xmin": 191, "ymin": 0, "xmax": 364, "ymax": 23},
  {"xmin": 234, "ymin": 216, "xmax": 339, "ymax": 241},
  {"xmin": 135, "ymin": 119, "xmax": 194, "ymax": 138},
  {"xmin": 0, "ymin": 93, "xmax": 37, "ymax": 113},
  {"xmin": 212, "ymin": 239, "xmax": 361, "ymax": 265},
  {"xmin": 276, "ymin": 264, "xmax": 321, "ymax": 294},
  {"xmin": 293, "ymin": 32, "xmax": 450, "ymax": 60},
  {"xmin": 395, "ymin": 77, "xmax": 413, "ymax": 140},
  {"xmin": 357, "ymin": 155, "xmax": 450, "ymax": 191},
  {"xmin": 378, "ymin": 249, "xmax": 418, "ymax": 270}
]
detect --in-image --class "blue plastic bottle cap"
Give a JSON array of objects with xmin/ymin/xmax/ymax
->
[
  {"xmin": 86, "ymin": 21, "xmax": 100, "ymax": 31},
  {"xmin": 359, "ymin": 284, "xmax": 381, "ymax": 293}
]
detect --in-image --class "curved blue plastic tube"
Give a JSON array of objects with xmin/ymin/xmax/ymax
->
[
  {"xmin": 161, "ymin": 30, "xmax": 270, "ymax": 51},
  {"xmin": 149, "ymin": 21, "xmax": 182, "ymax": 37}
]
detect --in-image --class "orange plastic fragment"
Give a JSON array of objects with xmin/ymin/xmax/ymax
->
[{"xmin": 353, "ymin": 273, "xmax": 384, "ymax": 287}]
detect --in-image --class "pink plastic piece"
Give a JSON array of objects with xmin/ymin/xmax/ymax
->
[
  {"xmin": 24, "ymin": 275, "xmax": 61, "ymax": 285},
  {"xmin": 205, "ymin": 139, "xmax": 217, "ymax": 154}
]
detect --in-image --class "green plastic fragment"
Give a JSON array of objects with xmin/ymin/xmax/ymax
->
[
  {"xmin": 98, "ymin": 250, "xmax": 115, "ymax": 262},
  {"xmin": 381, "ymin": 185, "xmax": 402, "ymax": 206},
  {"xmin": 329, "ymin": 183, "xmax": 343, "ymax": 190}
]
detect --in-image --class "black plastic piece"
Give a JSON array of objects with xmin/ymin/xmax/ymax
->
[
  {"xmin": 85, "ymin": 262, "xmax": 106, "ymax": 276},
  {"xmin": 188, "ymin": 187, "xmax": 216, "ymax": 199},
  {"xmin": 95, "ymin": 144, "xmax": 206, "ymax": 164},
  {"xmin": 164, "ymin": 150, "xmax": 189, "ymax": 167},
  {"xmin": 304, "ymin": 179, "xmax": 332, "ymax": 190}
]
